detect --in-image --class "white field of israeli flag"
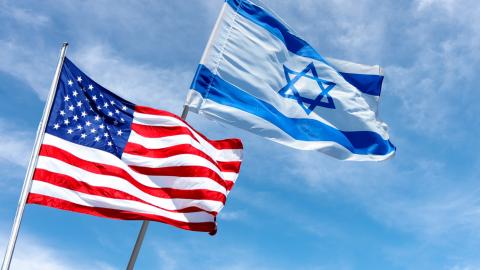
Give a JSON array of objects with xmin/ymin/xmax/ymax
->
[{"xmin": 185, "ymin": 0, "xmax": 396, "ymax": 161}]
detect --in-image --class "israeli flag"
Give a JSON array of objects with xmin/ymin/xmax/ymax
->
[{"xmin": 185, "ymin": 0, "xmax": 396, "ymax": 161}]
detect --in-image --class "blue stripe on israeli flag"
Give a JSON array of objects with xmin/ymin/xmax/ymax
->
[{"xmin": 185, "ymin": 0, "xmax": 395, "ymax": 161}]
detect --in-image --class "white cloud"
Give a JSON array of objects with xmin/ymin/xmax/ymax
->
[
  {"xmin": 0, "ymin": 39, "xmax": 194, "ymax": 114},
  {"xmin": 70, "ymin": 44, "xmax": 192, "ymax": 113},
  {"xmin": 151, "ymin": 237, "xmax": 280, "ymax": 270},
  {"xmin": 450, "ymin": 265, "xmax": 480, "ymax": 270},
  {"xmin": 0, "ymin": 119, "xmax": 33, "ymax": 168},
  {"xmin": 0, "ymin": 39, "xmax": 56, "ymax": 99},
  {"xmin": 416, "ymin": 0, "xmax": 456, "ymax": 12},
  {"xmin": 217, "ymin": 209, "xmax": 247, "ymax": 221},
  {"xmin": 0, "ymin": 1, "xmax": 50, "ymax": 27},
  {"xmin": 0, "ymin": 231, "xmax": 116, "ymax": 270}
]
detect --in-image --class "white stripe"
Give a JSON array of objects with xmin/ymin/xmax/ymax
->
[
  {"xmin": 325, "ymin": 57, "xmax": 382, "ymax": 112},
  {"xmin": 133, "ymin": 112, "xmax": 243, "ymax": 158},
  {"xmin": 42, "ymin": 134, "xmax": 230, "ymax": 192},
  {"xmin": 133, "ymin": 112, "xmax": 189, "ymax": 127},
  {"xmin": 30, "ymin": 181, "xmax": 215, "ymax": 223},
  {"xmin": 188, "ymin": 94, "xmax": 394, "ymax": 161},
  {"xmin": 122, "ymin": 152, "xmax": 236, "ymax": 180},
  {"xmin": 198, "ymin": 3, "xmax": 387, "ymax": 135},
  {"xmin": 325, "ymin": 57, "xmax": 383, "ymax": 76},
  {"xmin": 35, "ymin": 156, "xmax": 226, "ymax": 211},
  {"xmin": 127, "ymin": 130, "xmax": 242, "ymax": 162},
  {"xmin": 123, "ymin": 152, "xmax": 239, "ymax": 182},
  {"xmin": 221, "ymin": 173, "xmax": 238, "ymax": 183}
]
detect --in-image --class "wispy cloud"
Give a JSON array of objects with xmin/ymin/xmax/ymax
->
[
  {"xmin": 0, "ymin": 1, "xmax": 50, "ymax": 27},
  {"xmin": 0, "ymin": 230, "xmax": 115, "ymax": 270},
  {"xmin": 71, "ymin": 43, "xmax": 192, "ymax": 113},
  {"xmin": 0, "ymin": 39, "xmax": 56, "ymax": 99},
  {"xmin": 0, "ymin": 118, "xmax": 33, "ymax": 167},
  {"xmin": 217, "ymin": 209, "xmax": 248, "ymax": 221}
]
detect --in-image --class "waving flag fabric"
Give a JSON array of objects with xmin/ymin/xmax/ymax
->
[
  {"xmin": 185, "ymin": 0, "xmax": 395, "ymax": 161},
  {"xmin": 27, "ymin": 58, "xmax": 243, "ymax": 233}
]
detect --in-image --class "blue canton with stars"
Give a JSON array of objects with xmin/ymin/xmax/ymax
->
[
  {"xmin": 46, "ymin": 57, "xmax": 135, "ymax": 158},
  {"xmin": 278, "ymin": 62, "xmax": 336, "ymax": 114}
]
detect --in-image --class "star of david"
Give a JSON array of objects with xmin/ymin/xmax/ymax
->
[{"xmin": 278, "ymin": 62, "xmax": 336, "ymax": 114}]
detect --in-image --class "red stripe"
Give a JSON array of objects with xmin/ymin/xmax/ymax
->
[
  {"xmin": 217, "ymin": 161, "xmax": 241, "ymax": 173},
  {"xmin": 225, "ymin": 181, "xmax": 234, "ymax": 191},
  {"xmin": 129, "ymin": 165, "xmax": 224, "ymax": 184},
  {"xmin": 33, "ymin": 169, "xmax": 217, "ymax": 215},
  {"xmin": 27, "ymin": 193, "xmax": 216, "ymax": 232},
  {"xmin": 124, "ymin": 142, "xmax": 241, "ymax": 173},
  {"xmin": 134, "ymin": 105, "xmax": 243, "ymax": 150},
  {"xmin": 39, "ymin": 144, "xmax": 227, "ymax": 202},
  {"xmin": 131, "ymin": 123, "xmax": 199, "ymax": 142},
  {"xmin": 129, "ymin": 165, "xmax": 236, "ymax": 191},
  {"xmin": 135, "ymin": 105, "xmax": 183, "ymax": 119}
]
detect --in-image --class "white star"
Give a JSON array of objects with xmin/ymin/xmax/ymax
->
[
  {"xmin": 85, "ymin": 121, "xmax": 92, "ymax": 127},
  {"xmin": 107, "ymin": 141, "xmax": 113, "ymax": 146},
  {"xmin": 100, "ymin": 94, "xmax": 104, "ymax": 97},
  {"xmin": 94, "ymin": 115, "xmax": 101, "ymax": 121},
  {"xmin": 94, "ymin": 136, "xmax": 100, "ymax": 142},
  {"xmin": 81, "ymin": 133, "xmax": 87, "ymax": 139},
  {"xmin": 90, "ymin": 128, "xmax": 97, "ymax": 134},
  {"xmin": 72, "ymin": 90, "xmax": 78, "ymax": 97},
  {"xmin": 110, "ymin": 100, "xmax": 115, "ymax": 105},
  {"xmin": 88, "ymin": 84, "xmax": 93, "ymax": 90},
  {"xmin": 59, "ymin": 110, "xmax": 66, "ymax": 116},
  {"xmin": 76, "ymin": 101, "xmax": 83, "ymax": 107},
  {"xmin": 115, "ymin": 109, "xmax": 120, "ymax": 114},
  {"xmin": 73, "ymin": 115, "xmax": 79, "ymax": 121},
  {"xmin": 103, "ymin": 132, "xmax": 109, "ymax": 138},
  {"xmin": 53, "ymin": 123, "xmax": 60, "ymax": 130},
  {"xmin": 77, "ymin": 76, "xmax": 82, "ymax": 82},
  {"xmin": 64, "ymin": 95, "xmax": 70, "ymax": 102},
  {"xmin": 81, "ymin": 111, "xmax": 87, "ymax": 117},
  {"xmin": 120, "ymin": 118, "xmax": 125, "ymax": 122},
  {"xmin": 97, "ymin": 105, "xmax": 102, "ymax": 110},
  {"xmin": 108, "ymin": 111, "xmax": 113, "ymax": 117},
  {"xmin": 92, "ymin": 95, "xmax": 97, "ymax": 101},
  {"xmin": 122, "ymin": 105, "xmax": 127, "ymax": 111},
  {"xmin": 67, "ymin": 80, "xmax": 73, "ymax": 86},
  {"xmin": 103, "ymin": 102, "xmax": 109, "ymax": 108},
  {"xmin": 68, "ymin": 105, "xmax": 74, "ymax": 111},
  {"xmin": 99, "ymin": 124, "xmax": 105, "ymax": 129},
  {"xmin": 77, "ymin": 125, "xmax": 82, "ymax": 130},
  {"xmin": 64, "ymin": 119, "xmax": 70, "ymax": 125},
  {"xmin": 67, "ymin": 128, "xmax": 73, "ymax": 134},
  {"xmin": 117, "ymin": 130, "xmax": 123, "ymax": 136}
]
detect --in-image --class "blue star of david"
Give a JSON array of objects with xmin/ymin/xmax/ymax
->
[{"xmin": 278, "ymin": 62, "xmax": 336, "ymax": 114}]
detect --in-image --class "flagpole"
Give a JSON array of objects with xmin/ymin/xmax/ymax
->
[
  {"xmin": 126, "ymin": 3, "xmax": 227, "ymax": 268},
  {"xmin": 126, "ymin": 105, "xmax": 190, "ymax": 270},
  {"xmin": 1, "ymin": 42, "xmax": 69, "ymax": 270}
]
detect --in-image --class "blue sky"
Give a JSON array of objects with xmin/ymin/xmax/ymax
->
[{"xmin": 1, "ymin": 0, "xmax": 480, "ymax": 269}]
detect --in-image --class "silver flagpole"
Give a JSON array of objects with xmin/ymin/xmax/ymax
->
[
  {"xmin": 1, "ymin": 42, "xmax": 69, "ymax": 270},
  {"xmin": 126, "ymin": 105, "xmax": 189, "ymax": 270},
  {"xmin": 126, "ymin": 2, "xmax": 228, "ymax": 268}
]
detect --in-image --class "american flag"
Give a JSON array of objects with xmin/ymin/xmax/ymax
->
[{"xmin": 27, "ymin": 57, "xmax": 243, "ymax": 233}]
